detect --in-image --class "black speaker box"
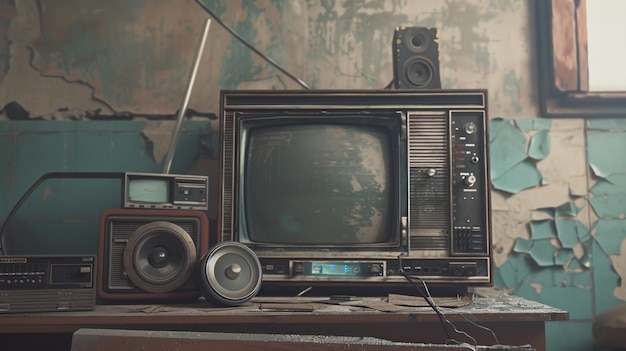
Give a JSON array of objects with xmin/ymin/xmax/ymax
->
[
  {"xmin": 392, "ymin": 26, "xmax": 441, "ymax": 89},
  {"xmin": 97, "ymin": 208, "xmax": 209, "ymax": 302}
]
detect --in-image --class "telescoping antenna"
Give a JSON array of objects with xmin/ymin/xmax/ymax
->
[
  {"xmin": 195, "ymin": 0, "xmax": 310, "ymax": 90},
  {"xmin": 162, "ymin": 18, "xmax": 212, "ymax": 174}
]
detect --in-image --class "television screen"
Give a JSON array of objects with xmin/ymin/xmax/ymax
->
[
  {"xmin": 127, "ymin": 178, "xmax": 169, "ymax": 203},
  {"xmin": 243, "ymin": 123, "xmax": 394, "ymax": 245}
]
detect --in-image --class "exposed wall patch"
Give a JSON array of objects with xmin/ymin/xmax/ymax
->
[{"xmin": 0, "ymin": 0, "xmax": 17, "ymax": 81}]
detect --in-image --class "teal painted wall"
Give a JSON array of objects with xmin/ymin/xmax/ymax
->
[
  {"xmin": 0, "ymin": 120, "xmax": 216, "ymax": 255},
  {"xmin": 1, "ymin": 1, "xmax": 623, "ymax": 350}
]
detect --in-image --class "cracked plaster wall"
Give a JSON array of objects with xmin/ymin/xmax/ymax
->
[{"xmin": 0, "ymin": 1, "xmax": 623, "ymax": 350}]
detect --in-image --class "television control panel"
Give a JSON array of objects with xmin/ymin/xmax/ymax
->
[
  {"xmin": 450, "ymin": 113, "xmax": 489, "ymax": 255},
  {"xmin": 259, "ymin": 258, "xmax": 490, "ymax": 283}
]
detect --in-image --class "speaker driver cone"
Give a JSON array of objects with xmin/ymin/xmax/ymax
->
[
  {"xmin": 198, "ymin": 241, "xmax": 262, "ymax": 306},
  {"xmin": 404, "ymin": 27, "xmax": 432, "ymax": 54},
  {"xmin": 123, "ymin": 221, "xmax": 197, "ymax": 294},
  {"xmin": 403, "ymin": 58, "xmax": 435, "ymax": 88}
]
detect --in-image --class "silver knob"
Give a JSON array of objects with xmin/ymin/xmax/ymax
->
[{"xmin": 464, "ymin": 122, "xmax": 477, "ymax": 135}]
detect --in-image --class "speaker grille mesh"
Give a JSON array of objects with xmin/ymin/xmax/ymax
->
[
  {"xmin": 407, "ymin": 112, "xmax": 451, "ymax": 250},
  {"xmin": 221, "ymin": 112, "xmax": 235, "ymax": 242}
]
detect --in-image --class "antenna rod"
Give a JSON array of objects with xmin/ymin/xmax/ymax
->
[
  {"xmin": 195, "ymin": 0, "xmax": 311, "ymax": 90},
  {"xmin": 162, "ymin": 18, "xmax": 211, "ymax": 174}
]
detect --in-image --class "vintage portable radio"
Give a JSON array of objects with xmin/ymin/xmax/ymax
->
[
  {"xmin": 123, "ymin": 172, "xmax": 208, "ymax": 210},
  {"xmin": 0, "ymin": 255, "xmax": 96, "ymax": 313},
  {"xmin": 98, "ymin": 171, "xmax": 211, "ymax": 302}
]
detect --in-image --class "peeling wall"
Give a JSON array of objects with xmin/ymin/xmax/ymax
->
[
  {"xmin": 0, "ymin": 0, "xmax": 17, "ymax": 82},
  {"xmin": 586, "ymin": 119, "xmax": 626, "ymax": 318},
  {"xmin": 30, "ymin": 0, "xmax": 208, "ymax": 114},
  {"xmin": 0, "ymin": 1, "xmax": 619, "ymax": 350},
  {"xmin": 0, "ymin": 0, "xmax": 539, "ymax": 117}
]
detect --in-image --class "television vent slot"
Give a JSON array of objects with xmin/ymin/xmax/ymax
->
[
  {"xmin": 407, "ymin": 113, "xmax": 450, "ymax": 231},
  {"xmin": 221, "ymin": 113, "xmax": 236, "ymax": 241},
  {"xmin": 410, "ymin": 235, "xmax": 449, "ymax": 250}
]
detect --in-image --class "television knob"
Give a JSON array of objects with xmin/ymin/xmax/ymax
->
[
  {"xmin": 464, "ymin": 174, "xmax": 476, "ymax": 187},
  {"xmin": 464, "ymin": 122, "xmax": 477, "ymax": 135}
]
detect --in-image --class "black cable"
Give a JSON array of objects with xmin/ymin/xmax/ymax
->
[
  {"xmin": 194, "ymin": 0, "xmax": 311, "ymax": 90},
  {"xmin": 440, "ymin": 306, "xmax": 500, "ymax": 345},
  {"xmin": 397, "ymin": 257, "xmax": 451, "ymax": 340},
  {"xmin": 0, "ymin": 172, "xmax": 125, "ymax": 255},
  {"xmin": 399, "ymin": 268, "xmax": 478, "ymax": 347}
]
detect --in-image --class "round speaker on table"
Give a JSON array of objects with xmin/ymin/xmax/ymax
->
[
  {"xmin": 197, "ymin": 241, "xmax": 262, "ymax": 306},
  {"xmin": 123, "ymin": 221, "xmax": 197, "ymax": 294}
]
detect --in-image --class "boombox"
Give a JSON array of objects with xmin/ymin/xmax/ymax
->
[
  {"xmin": 97, "ymin": 172, "xmax": 262, "ymax": 305},
  {"xmin": 0, "ymin": 255, "xmax": 96, "ymax": 313},
  {"xmin": 97, "ymin": 208, "xmax": 209, "ymax": 302}
]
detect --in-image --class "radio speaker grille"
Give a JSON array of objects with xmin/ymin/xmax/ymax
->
[
  {"xmin": 98, "ymin": 209, "xmax": 209, "ymax": 302},
  {"xmin": 109, "ymin": 220, "xmax": 197, "ymax": 289}
]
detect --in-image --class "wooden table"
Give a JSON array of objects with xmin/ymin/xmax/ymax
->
[{"xmin": 0, "ymin": 289, "xmax": 568, "ymax": 351}]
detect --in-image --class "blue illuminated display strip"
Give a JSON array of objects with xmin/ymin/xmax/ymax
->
[{"xmin": 311, "ymin": 263, "xmax": 360, "ymax": 276}]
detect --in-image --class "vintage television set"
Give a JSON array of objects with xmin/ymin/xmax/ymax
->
[{"xmin": 219, "ymin": 89, "xmax": 492, "ymax": 294}]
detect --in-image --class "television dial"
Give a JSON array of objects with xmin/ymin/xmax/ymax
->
[
  {"xmin": 464, "ymin": 122, "xmax": 477, "ymax": 135},
  {"xmin": 464, "ymin": 174, "xmax": 477, "ymax": 187}
]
